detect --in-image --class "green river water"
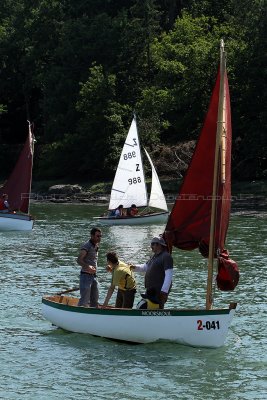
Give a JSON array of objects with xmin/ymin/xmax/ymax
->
[{"xmin": 0, "ymin": 203, "xmax": 266, "ymax": 400}]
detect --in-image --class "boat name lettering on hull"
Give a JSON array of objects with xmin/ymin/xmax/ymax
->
[{"xmin": 141, "ymin": 311, "xmax": 171, "ymax": 316}]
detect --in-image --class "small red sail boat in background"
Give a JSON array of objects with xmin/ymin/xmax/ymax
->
[
  {"xmin": 0, "ymin": 121, "xmax": 35, "ymax": 231},
  {"xmin": 42, "ymin": 41, "xmax": 238, "ymax": 347}
]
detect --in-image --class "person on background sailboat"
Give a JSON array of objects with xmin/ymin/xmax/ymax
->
[
  {"xmin": 0, "ymin": 194, "xmax": 10, "ymax": 213},
  {"xmin": 77, "ymin": 227, "xmax": 102, "ymax": 307},
  {"xmin": 127, "ymin": 204, "xmax": 138, "ymax": 217},
  {"xmin": 103, "ymin": 251, "xmax": 136, "ymax": 308},
  {"xmin": 115, "ymin": 204, "xmax": 124, "ymax": 217},
  {"xmin": 109, "ymin": 204, "xmax": 124, "ymax": 217},
  {"xmin": 131, "ymin": 236, "xmax": 173, "ymax": 308}
]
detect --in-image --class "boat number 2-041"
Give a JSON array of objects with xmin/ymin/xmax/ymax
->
[{"xmin": 197, "ymin": 320, "xmax": 220, "ymax": 330}]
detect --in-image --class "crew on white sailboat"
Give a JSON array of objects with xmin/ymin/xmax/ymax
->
[
  {"xmin": 126, "ymin": 204, "xmax": 138, "ymax": 217},
  {"xmin": 103, "ymin": 251, "xmax": 136, "ymax": 308},
  {"xmin": 114, "ymin": 204, "xmax": 124, "ymax": 217},
  {"xmin": 109, "ymin": 204, "xmax": 124, "ymax": 217},
  {"xmin": 132, "ymin": 236, "xmax": 173, "ymax": 308},
  {"xmin": 77, "ymin": 227, "xmax": 102, "ymax": 307}
]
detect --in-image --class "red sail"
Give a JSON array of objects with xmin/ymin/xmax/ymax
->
[
  {"xmin": 165, "ymin": 69, "xmax": 232, "ymax": 254},
  {"xmin": 0, "ymin": 125, "xmax": 34, "ymax": 213}
]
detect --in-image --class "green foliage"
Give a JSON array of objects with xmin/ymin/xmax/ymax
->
[
  {"xmin": 76, "ymin": 64, "xmax": 131, "ymax": 175},
  {"xmin": 0, "ymin": 104, "xmax": 7, "ymax": 114},
  {"xmin": 0, "ymin": 0, "xmax": 266, "ymax": 180},
  {"xmin": 89, "ymin": 182, "xmax": 112, "ymax": 195},
  {"xmin": 139, "ymin": 10, "xmax": 256, "ymax": 143}
]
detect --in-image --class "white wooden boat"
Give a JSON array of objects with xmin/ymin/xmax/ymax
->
[
  {"xmin": 0, "ymin": 121, "xmax": 35, "ymax": 231},
  {"xmin": 94, "ymin": 116, "xmax": 169, "ymax": 225},
  {"xmin": 42, "ymin": 41, "xmax": 238, "ymax": 347},
  {"xmin": 42, "ymin": 295, "xmax": 236, "ymax": 347}
]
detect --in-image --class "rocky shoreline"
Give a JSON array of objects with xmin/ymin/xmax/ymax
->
[
  {"xmin": 30, "ymin": 184, "xmax": 108, "ymax": 204},
  {"xmin": 29, "ymin": 184, "xmax": 267, "ymax": 214}
]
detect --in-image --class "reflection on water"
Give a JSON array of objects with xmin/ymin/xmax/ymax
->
[{"xmin": 0, "ymin": 203, "xmax": 266, "ymax": 400}]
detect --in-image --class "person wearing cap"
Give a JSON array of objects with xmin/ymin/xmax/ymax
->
[
  {"xmin": 103, "ymin": 251, "xmax": 136, "ymax": 308},
  {"xmin": 132, "ymin": 235, "xmax": 173, "ymax": 308},
  {"xmin": 77, "ymin": 227, "xmax": 102, "ymax": 307}
]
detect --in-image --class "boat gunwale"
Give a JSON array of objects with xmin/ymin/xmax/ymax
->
[
  {"xmin": 42, "ymin": 296, "xmax": 235, "ymax": 316},
  {"xmin": 94, "ymin": 210, "xmax": 169, "ymax": 221}
]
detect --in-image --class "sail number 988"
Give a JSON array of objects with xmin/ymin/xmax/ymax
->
[
  {"xmin": 197, "ymin": 320, "xmax": 220, "ymax": 330},
  {"xmin": 128, "ymin": 177, "xmax": 141, "ymax": 185}
]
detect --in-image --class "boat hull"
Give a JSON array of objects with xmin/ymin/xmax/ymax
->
[
  {"xmin": 94, "ymin": 211, "xmax": 169, "ymax": 225},
  {"xmin": 42, "ymin": 296, "xmax": 236, "ymax": 347},
  {"xmin": 0, "ymin": 213, "xmax": 34, "ymax": 231}
]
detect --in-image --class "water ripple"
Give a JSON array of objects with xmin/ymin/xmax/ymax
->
[{"xmin": 0, "ymin": 204, "xmax": 266, "ymax": 399}]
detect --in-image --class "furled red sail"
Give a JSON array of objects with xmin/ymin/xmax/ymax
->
[
  {"xmin": 164, "ymin": 69, "xmax": 232, "ymax": 255},
  {"xmin": 0, "ymin": 123, "xmax": 34, "ymax": 213}
]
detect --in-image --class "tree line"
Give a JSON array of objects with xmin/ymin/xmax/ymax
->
[{"xmin": 0, "ymin": 0, "xmax": 266, "ymax": 181}]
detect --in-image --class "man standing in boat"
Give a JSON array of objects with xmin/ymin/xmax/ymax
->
[
  {"xmin": 77, "ymin": 227, "xmax": 102, "ymax": 307},
  {"xmin": 132, "ymin": 236, "xmax": 173, "ymax": 308}
]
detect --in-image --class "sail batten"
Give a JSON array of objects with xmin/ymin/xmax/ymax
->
[{"xmin": 111, "ymin": 189, "xmax": 125, "ymax": 194}]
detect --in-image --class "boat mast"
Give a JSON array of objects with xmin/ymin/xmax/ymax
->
[
  {"xmin": 205, "ymin": 40, "xmax": 226, "ymax": 310},
  {"xmin": 134, "ymin": 114, "xmax": 149, "ymax": 207},
  {"xmin": 27, "ymin": 120, "xmax": 35, "ymax": 213}
]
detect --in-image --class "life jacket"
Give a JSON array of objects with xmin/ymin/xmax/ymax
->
[
  {"xmin": 216, "ymin": 249, "xmax": 240, "ymax": 291},
  {"xmin": 136, "ymin": 298, "xmax": 160, "ymax": 310},
  {"xmin": 127, "ymin": 207, "xmax": 138, "ymax": 216}
]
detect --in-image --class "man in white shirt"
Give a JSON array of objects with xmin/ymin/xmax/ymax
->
[{"xmin": 133, "ymin": 236, "xmax": 173, "ymax": 308}]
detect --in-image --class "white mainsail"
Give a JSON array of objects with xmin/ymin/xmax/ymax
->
[
  {"xmin": 109, "ymin": 117, "xmax": 147, "ymax": 210},
  {"xmin": 144, "ymin": 148, "xmax": 168, "ymax": 211}
]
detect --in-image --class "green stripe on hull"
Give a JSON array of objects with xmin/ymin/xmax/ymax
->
[{"xmin": 42, "ymin": 298, "xmax": 231, "ymax": 316}]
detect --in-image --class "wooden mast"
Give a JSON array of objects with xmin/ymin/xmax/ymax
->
[
  {"xmin": 27, "ymin": 120, "xmax": 35, "ymax": 214},
  {"xmin": 205, "ymin": 40, "xmax": 226, "ymax": 310}
]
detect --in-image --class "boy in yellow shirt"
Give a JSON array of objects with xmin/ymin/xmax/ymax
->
[{"xmin": 103, "ymin": 251, "xmax": 136, "ymax": 308}]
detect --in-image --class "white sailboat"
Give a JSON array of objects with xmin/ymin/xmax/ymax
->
[
  {"xmin": 94, "ymin": 116, "xmax": 169, "ymax": 225},
  {"xmin": 42, "ymin": 41, "xmax": 238, "ymax": 347}
]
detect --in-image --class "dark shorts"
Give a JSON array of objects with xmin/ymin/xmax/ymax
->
[{"xmin": 115, "ymin": 288, "xmax": 136, "ymax": 309}]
